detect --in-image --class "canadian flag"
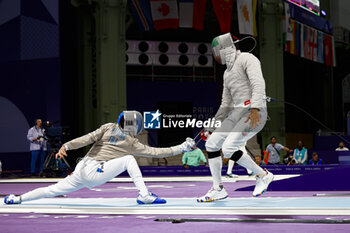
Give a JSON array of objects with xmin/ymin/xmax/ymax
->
[{"xmin": 150, "ymin": 0, "xmax": 179, "ymax": 30}]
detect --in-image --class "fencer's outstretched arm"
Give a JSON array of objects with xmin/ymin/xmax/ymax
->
[{"xmin": 130, "ymin": 137, "xmax": 195, "ymax": 158}]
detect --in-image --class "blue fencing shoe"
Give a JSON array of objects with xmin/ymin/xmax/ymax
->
[
  {"xmin": 137, "ymin": 191, "xmax": 166, "ymax": 204},
  {"xmin": 4, "ymin": 194, "xmax": 21, "ymax": 204}
]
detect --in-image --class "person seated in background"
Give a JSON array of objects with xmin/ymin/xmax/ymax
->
[
  {"xmin": 182, "ymin": 147, "xmax": 208, "ymax": 169},
  {"xmin": 293, "ymin": 140, "xmax": 308, "ymax": 165},
  {"xmin": 265, "ymin": 136, "xmax": 292, "ymax": 165},
  {"xmin": 336, "ymin": 141, "xmax": 349, "ymax": 151},
  {"xmin": 254, "ymin": 155, "xmax": 266, "ymax": 166},
  {"xmin": 309, "ymin": 152, "xmax": 323, "ymax": 165}
]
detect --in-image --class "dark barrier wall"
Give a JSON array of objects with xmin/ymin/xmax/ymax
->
[
  {"xmin": 0, "ymin": 0, "xmax": 61, "ymax": 172},
  {"xmin": 315, "ymin": 136, "xmax": 350, "ymax": 150}
]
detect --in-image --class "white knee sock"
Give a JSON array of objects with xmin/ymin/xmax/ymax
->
[
  {"xmin": 126, "ymin": 157, "xmax": 149, "ymax": 196},
  {"xmin": 21, "ymin": 187, "xmax": 48, "ymax": 202},
  {"xmin": 236, "ymin": 152, "xmax": 266, "ymax": 176},
  {"xmin": 227, "ymin": 159, "xmax": 234, "ymax": 174},
  {"xmin": 208, "ymin": 156, "xmax": 223, "ymax": 190}
]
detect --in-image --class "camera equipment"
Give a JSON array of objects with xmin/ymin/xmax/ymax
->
[
  {"xmin": 41, "ymin": 121, "xmax": 72, "ymax": 177},
  {"xmin": 283, "ymin": 155, "xmax": 295, "ymax": 165}
]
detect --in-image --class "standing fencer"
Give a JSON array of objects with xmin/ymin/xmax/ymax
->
[
  {"xmin": 197, "ymin": 33, "xmax": 273, "ymax": 202},
  {"xmin": 4, "ymin": 111, "xmax": 195, "ymax": 205}
]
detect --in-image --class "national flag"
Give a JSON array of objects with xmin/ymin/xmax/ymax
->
[
  {"xmin": 179, "ymin": 0, "xmax": 207, "ymax": 30},
  {"xmin": 284, "ymin": 2, "xmax": 293, "ymax": 41},
  {"xmin": 316, "ymin": 30, "xmax": 324, "ymax": 63},
  {"xmin": 150, "ymin": 0, "xmax": 179, "ymax": 30},
  {"xmin": 308, "ymin": 27, "xmax": 318, "ymax": 62},
  {"xmin": 212, "ymin": 0, "xmax": 233, "ymax": 33},
  {"xmin": 252, "ymin": 0, "xmax": 258, "ymax": 37},
  {"xmin": 324, "ymin": 33, "xmax": 335, "ymax": 66},
  {"xmin": 295, "ymin": 21, "xmax": 301, "ymax": 56},
  {"xmin": 301, "ymin": 24, "xmax": 312, "ymax": 60},
  {"xmin": 300, "ymin": 24, "xmax": 304, "ymax": 57},
  {"xmin": 128, "ymin": 0, "xmax": 154, "ymax": 31},
  {"xmin": 237, "ymin": 0, "xmax": 253, "ymax": 35},
  {"xmin": 285, "ymin": 20, "xmax": 297, "ymax": 55}
]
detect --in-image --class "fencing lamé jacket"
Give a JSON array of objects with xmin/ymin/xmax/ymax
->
[{"xmin": 214, "ymin": 49, "xmax": 267, "ymax": 123}]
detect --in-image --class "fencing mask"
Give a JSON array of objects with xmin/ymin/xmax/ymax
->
[
  {"xmin": 117, "ymin": 110, "xmax": 143, "ymax": 136},
  {"xmin": 212, "ymin": 33, "xmax": 257, "ymax": 65},
  {"xmin": 211, "ymin": 33, "xmax": 235, "ymax": 65}
]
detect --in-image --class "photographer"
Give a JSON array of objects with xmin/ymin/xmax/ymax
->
[
  {"xmin": 283, "ymin": 154, "xmax": 296, "ymax": 166},
  {"xmin": 27, "ymin": 119, "xmax": 47, "ymax": 176}
]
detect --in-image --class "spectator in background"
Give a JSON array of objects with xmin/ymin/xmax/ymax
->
[
  {"xmin": 263, "ymin": 144, "xmax": 269, "ymax": 164},
  {"xmin": 336, "ymin": 141, "xmax": 349, "ymax": 151},
  {"xmin": 27, "ymin": 119, "xmax": 47, "ymax": 176},
  {"xmin": 255, "ymin": 155, "xmax": 266, "ymax": 166},
  {"xmin": 265, "ymin": 136, "xmax": 292, "ymax": 165},
  {"xmin": 293, "ymin": 140, "xmax": 308, "ymax": 165},
  {"xmin": 309, "ymin": 152, "xmax": 323, "ymax": 165},
  {"xmin": 182, "ymin": 148, "xmax": 207, "ymax": 169},
  {"xmin": 283, "ymin": 153, "xmax": 296, "ymax": 165}
]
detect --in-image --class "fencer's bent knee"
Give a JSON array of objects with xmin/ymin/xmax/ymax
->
[
  {"xmin": 230, "ymin": 150, "xmax": 243, "ymax": 162},
  {"xmin": 207, "ymin": 151, "xmax": 221, "ymax": 159}
]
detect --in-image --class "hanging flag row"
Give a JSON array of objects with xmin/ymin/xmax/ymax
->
[
  {"xmin": 128, "ymin": 0, "xmax": 257, "ymax": 36},
  {"xmin": 284, "ymin": 19, "xmax": 336, "ymax": 67},
  {"xmin": 128, "ymin": 0, "xmax": 206, "ymax": 31}
]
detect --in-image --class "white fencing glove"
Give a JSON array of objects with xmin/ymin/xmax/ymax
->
[{"xmin": 171, "ymin": 137, "xmax": 195, "ymax": 155}]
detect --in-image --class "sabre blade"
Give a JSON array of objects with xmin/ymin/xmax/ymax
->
[{"xmin": 193, "ymin": 130, "xmax": 202, "ymax": 141}]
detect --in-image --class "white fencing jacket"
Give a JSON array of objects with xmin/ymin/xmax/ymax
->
[{"xmin": 214, "ymin": 49, "xmax": 267, "ymax": 122}]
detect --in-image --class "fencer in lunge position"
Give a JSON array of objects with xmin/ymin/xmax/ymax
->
[
  {"xmin": 197, "ymin": 33, "xmax": 274, "ymax": 202},
  {"xmin": 4, "ymin": 111, "xmax": 195, "ymax": 205}
]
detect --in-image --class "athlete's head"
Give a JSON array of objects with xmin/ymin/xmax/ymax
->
[
  {"xmin": 117, "ymin": 110, "xmax": 143, "ymax": 136},
  {"xmin": 211, "ymin": 33, "xmax": 236, "ymax": 65},
  {"xmin": 212, "ymin": 33, "xmax": 257, "ymax": 65}
]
